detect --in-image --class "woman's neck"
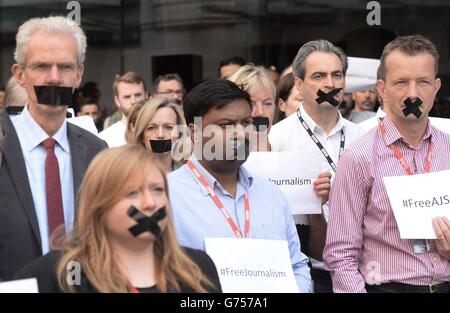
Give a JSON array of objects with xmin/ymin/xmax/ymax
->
[
  {"xmin": 154, "ymin": 153, "xmax": 173, "ymax": 172},
  {"xmin": 112, "ymin": 240, "xmax": 157, "ymax": 288}
]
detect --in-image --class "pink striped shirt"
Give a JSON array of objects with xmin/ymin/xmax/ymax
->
[{"xmin": 323, "ymin": 116, "xmax": 450, "ymax": 293}]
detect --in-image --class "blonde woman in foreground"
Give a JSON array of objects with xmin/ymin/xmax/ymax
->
[{"xmin": 16, "ymin": 145, "xmax": 221, "ymax": 293}]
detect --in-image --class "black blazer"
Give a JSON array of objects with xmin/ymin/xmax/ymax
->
[
  {"xmin": 16, "ymin": 247, "xmax": 222, "ymax": 293},
  {"xmin": 0, "ymin": 111, "xmax": 107, "ymax": 280}
]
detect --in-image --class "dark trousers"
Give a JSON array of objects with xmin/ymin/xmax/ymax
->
[
  {"xmin": 296, "ymin": 224, "xmax": 333, "ymax": 293},
  {"xmin": 366, "ymin": 282, "xmax": 450, "ymax": 293}
]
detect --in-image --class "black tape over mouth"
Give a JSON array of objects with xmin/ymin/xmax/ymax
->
[
  {"xmin": 127, "ymin": 205, "xmax": 167, "ymax": 237},
  {"xmin": 316, "ymin": 88, "xmax": 343, "ymax": 107},
  {"xmin": 34, "ymin": 85, "xmax": 74, "ymax": 106},
  {"xmin": 403, "ymin": 98, "xmax": 423, "ymax": 118},
  {"xmin": 252, "ymin": 116, "xmax": 270, "ymax": 132},
  {"xmin": 150, "ymin": 139, "xmax": 172, "ymax": 153}
]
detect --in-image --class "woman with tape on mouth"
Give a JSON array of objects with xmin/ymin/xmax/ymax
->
[
  {"xmin": 227, "ymin": 64, "xmax": 276, "ymax": 151},
  {"xmin": 15, "ymin": 145, "xmax": 221, "ymax": 293},
  {"xmin": 126, "ymin": 97, "xmax": 190, "ymax": 172}
]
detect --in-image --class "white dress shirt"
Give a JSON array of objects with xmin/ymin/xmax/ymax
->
[
  {"xmin": 11, "ymin": 105, "xmax": 74, "ymax": 254},
  {"xmin": 358, "ymin": 107, "xmax": 385, "ymax": 132},
  {"xmin": 269, "ymin": 105, "xmax": 365, "ymax": 270},
  {"xmin": 269, "ymin": 105, "xmax": 366, "ymax": 225}
]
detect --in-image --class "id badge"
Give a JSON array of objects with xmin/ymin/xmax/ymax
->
[{"xmin": 412, "ymin": 239, "xmax": 430, "ymax": 254}]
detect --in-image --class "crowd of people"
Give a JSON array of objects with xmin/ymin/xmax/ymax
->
[{"xmin": 1, "ymin": 15, "xmax": 450, "ymax": 293}]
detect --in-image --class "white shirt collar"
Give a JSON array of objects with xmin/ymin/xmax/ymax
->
[
  {"xmin": 189, "ymin": 155, "xmax": 253, "ymax": 196},
  {"xmin": 376, "ymin": 107, "xmax": 386, "ymax": 118},
  {"xmin": 20, "ymin": 105, "xmax": 69, "ymax": 153},
  {"xmin": 299, "ymin": 104, "xmax": 345, "ymax": 137}
]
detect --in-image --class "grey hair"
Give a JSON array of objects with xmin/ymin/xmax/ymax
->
[
  {"xmin": 4, "ymin": 76, "xmax": 28, "ymax": 107},
  {"xmin": 292, "ymin": 39, "xmax": 348, "ymax": 80},
  {"xmin": 14, "ymin": 16, "xmax": 87, "ymax": 66}
]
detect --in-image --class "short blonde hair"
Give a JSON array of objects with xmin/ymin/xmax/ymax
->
[
  {"xmin": 127, "ymin": 97, "xmax": 186, "ymax": 146},
  {"xmin": 227, "ymin": 64, "xmax": 276, "ymax": 100},
  {"xmin": 125, "ymin": 99, "xmax": 147, "ymax": 143},
  {"xmin": 14, "ymin": 16, "xmax": 87, "ymax": 66}
]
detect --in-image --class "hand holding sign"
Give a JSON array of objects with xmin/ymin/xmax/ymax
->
[
  {"xmin": 432, "ymin": 217, "xmax": 450, "ymax": 260},
  {"xmin": 313, "ymin": 172, "xmax": 332, "ymax": 205}
]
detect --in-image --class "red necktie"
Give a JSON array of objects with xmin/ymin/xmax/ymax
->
[{"xmin": 42, "ymin": 138, "xmax": 65, "ymax": 237}]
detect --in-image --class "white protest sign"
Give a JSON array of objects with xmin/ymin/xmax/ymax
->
[
  {"xmin": 67, "ymin": 116, "xmax": 99, "ymax": 136},
  {"xmin": 429, "ymin": 117, "xmax": 450, "ymax": 135},
  {"xmin": 344, "ymin": 57, "xmax": 380, "ymax": 93},
  {"xmin": 243, "ymin": 151, "xmax": 322, "ymax": 214},
  {"xmin": 383, "ymin": 169, "xmax": 450, "ymax": 239},
  {"xmin": 205, "ymin": 238, "xmax": 299, "ymax": 293},
  {"xmin": 0, "ymin": 278, "xmax": 38, "ymax": 293}
]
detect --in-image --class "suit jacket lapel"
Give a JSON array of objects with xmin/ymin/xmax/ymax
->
[
  {"xmin": 0, "ymin": 112, "xmax": 41, "ymax": 245},
  {"xmin": 67, "ymin": 123, "xmax": 86, "ymax": 201}
]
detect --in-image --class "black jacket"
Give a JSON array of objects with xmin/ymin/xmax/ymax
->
[
  {"xmin": 0, "ymin": 111, "xmax": 107, "ymax": 280},
  {"xmin": 15, "ymin": 247, "xmax": 222, "ymax": 293}
]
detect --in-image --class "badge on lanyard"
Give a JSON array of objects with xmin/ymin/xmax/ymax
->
[{"xmin": 412, "ymin": 239, "xmax": 431, "ymax": 254}]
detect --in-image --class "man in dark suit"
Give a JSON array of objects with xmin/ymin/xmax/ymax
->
[{"xmin": 0, "ymin": 16, "xmax": 107, "ymax": 281}]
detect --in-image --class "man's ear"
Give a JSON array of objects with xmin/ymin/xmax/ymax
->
[
  {"xmin": 114, "ymin": 96, "xmax": 121, "ymax": 110},
  {"xmin": 11, "ymin": 64, "xmax": 27, "ymax": 88},
  {"xmin": 434, "ymin": 77, "xmax": 441, "ymax": 96},
  {"xmin": 376, "ymin": 79, "xmax": 387, "ymax": 105},
  {"xmin": 294, "ymin": 76, "xmax": 303, "ymax": 97}
]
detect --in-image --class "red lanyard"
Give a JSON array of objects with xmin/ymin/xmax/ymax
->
[
  {"xmin": 187, "ymin": 160, "xmax": 250, "ymax": 238},
  {"xmin": 379, "ymin": 119, "xmax": 432, "ymax": 175}
]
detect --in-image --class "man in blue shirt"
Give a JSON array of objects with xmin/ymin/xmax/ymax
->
[{"xmin": 168, "ymin": 79, "xmax": 312, "ymax": 292}]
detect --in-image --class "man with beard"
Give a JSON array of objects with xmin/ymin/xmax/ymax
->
[
  {"xmin": 348, "ymin": 89, "xmax": 377, "ymax": 124},
  {"xmin": 168, "ymin": 79, "xmax": 312, "ymax": 292},
  {"xmin": 99, "ymin": 72, "xmax": 147, "ymax": 147}
]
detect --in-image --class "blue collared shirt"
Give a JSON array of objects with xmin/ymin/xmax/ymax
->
[
  {"xmin": 11, "ymin": 105, "xmax": 74, "ymax": 254},
  {"xmin": 168, "ymin": 157, "xmax": 312, "ymax": 292}
]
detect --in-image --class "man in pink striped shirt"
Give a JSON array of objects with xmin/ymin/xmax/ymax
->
[{"xmin": 323, "ymin": 35, "xmax": 450, "ymax": 293}]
